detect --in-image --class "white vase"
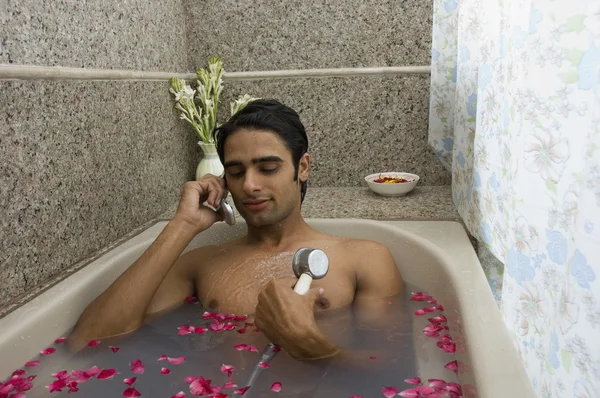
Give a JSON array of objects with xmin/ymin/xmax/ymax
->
[{"xmin": 196, "ymin": 141, "xmax": 224, "ymax": 180}]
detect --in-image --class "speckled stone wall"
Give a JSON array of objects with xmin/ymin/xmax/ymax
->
[
  {"xmin": 0, "ymin": 0, "xmax": 197, "ymax": 310},
  {"xmin": 187, "ymin": 0, "xmax": 446, "ymax": 186},
  {"xmin": 219, "ymin": 76, "xmax": 450, "ymax": 186}
]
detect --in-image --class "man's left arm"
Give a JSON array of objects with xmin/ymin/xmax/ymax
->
[{"xmin": 254, "ymin": 240, "xmax": 404, "ymax": 360}]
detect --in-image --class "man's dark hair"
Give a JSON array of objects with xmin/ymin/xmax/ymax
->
[{"xmin": 213, "ymin": 99, "xmax": 309, "ymax": 202}]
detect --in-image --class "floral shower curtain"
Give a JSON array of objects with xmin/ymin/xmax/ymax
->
[{"xmin": 429, "ymin": 0, "xmax": 599, "ymax": 396}]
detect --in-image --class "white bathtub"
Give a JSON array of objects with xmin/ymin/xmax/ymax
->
[{"xmin": 0, "ymin": 219, "xmax": 533, "ymax": 396}]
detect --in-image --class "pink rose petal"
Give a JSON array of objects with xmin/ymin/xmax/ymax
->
[
  {"xmin": 443, "ymin": 343, "xmax": 456, "ymax": 353},
  {"xmin": 184, "ymin": 296, "xmax": 197, "ymax": 302},
  {"xmin": 223, "ymin": 380, "xmax": 238, "ymax": 389},
  {"xmin": 224, "ymin": 322, "xmax": 237, "ymax": 331},
  {"xmin": 110, "ymin": 346, "xmax": 120, "ymax": 353},
  {"xmin": 25, "ymin": 360, "xmax": 40, "ymax": 367},
  {"xmin": 234, "ymin": 386, "xmax": 250, "ymax": 395},
  {"xmin": 423, "ymin": 307, "xmax": 436, "ymax": 313},
  {"xmin": 160, "ymin": 367, "xmax": 171, "ymax": 374},
  {"xmin": 370, "ymin": 356, "xmax": 377, "ymax": 360},
  {"xmin": 12, "ymin": 393, "xmax": 27, "ymax": 398},
  {"xmin": 272, "ymin": 346, "xmax": 281, "ymax": 353},
  {"xmin": 210, "ymin": 322, "xmax": 225, "ymax": 332},
  {"xmin": 98, "ymin": 369, "xmax": 117, "ymax": 380},
  {"xmin": 221, "ymin": 364, "xmax": 234, "ymax": 377},
  {"xmin": 47, "ymin": 379, "xmax": 66, "ymax": 392},
  {"xmin": 184, "ymin": 376, "xmax": 197, "ymax": 384},
  {"xmin": 414, "ymin": 309, "xmax": 426, "ymax": 316},
  {"xmin": 237, "ymin": 328, "xmax": 247, "ymax": 334},
  {"xmin": 52, "ymin": 370, "xmax": 69, "ymax": 379},
  {"xmin": 235, "ymin": 315, "xmax": 248, "ymax": 321},
  {"xmin": 211, "ymin": 394, "xmax": 228, "ymax": 398},
  {"xmin": 86, "ymin": 366, "xmax": 102, "ymax": 377},
  {"xmin": 427, "ymin": 299, "xmax": 437, "ymax": 304},
  {"xmin": 172, "ymin": 392, "xmax": 187, "ymax": 398},
  {"xmin": 40, "ymin": 347, "xmax": 56, "ymax": 355},
  {"xmin": 444, "ymin": 360, "xmax": 459, "ymax": 373},
  {"xmin": 0, "ymin": 384, "xmax": 15, "ymax": 394},
  {"xmin": 158, "ymin": 355, "xmax": 167, "ymax": 361},
  {"xmin": 424, "ymin": 330, "xmax": 440, "ymax": 337},
  {"xmin": 446, "ymin": 382, "xmax": 462, "ymax": 394},
  {"xmin": 129, "ymin": 359, "xmax": 145, "ymax": 374},
  {"xmin": 123, "ymin": 387, "xmax": 142, "ymax": 397},
  {"xmin": 194, "ymin": 327, "xmax": 208, "ymax": 335},
  {"xmin": 427, "ymin": 379, "xmax": 447, "ymax": 388},
  {"xmin": 55, "ymin": 337, "xmax": 68, "ymax": 344},
  {"xmin": 87, "ymin": 340, "xmax": 101, "ymax": 347},
  {"xmin": 202, "ymin": 311, "xmax": 216, "ymax": 319},
  {"xmin": 258, "ymin": 362, "xmax": 270, "ymax": 369},
  {"xmin": 417, "ymin": 385, "xmax": 436, "ymax": 395},
  {"xmin": 382, "ymin": 387, "xmax": 399, "ymax": 397},
  {"xmin": 436, "ymin": 305, "xmax": 445, "ymax": 311},
  {"xmin": 271, "ymin": 382, "xmax": 282, "ymax": 392},
  {"xmin": 12, "ymin": 369, "xmax": 26, "ymax": 377},
  {"xmin": 404, "ymin": 377, "xmax": 422, "ymax": 386},
  {"xmin": 124, "ymin": 377, "xmax": 137, "ymax": 386},
  {"xmin": 167, "ymin": 356, "xmax": 186, "ymax": 365},
  {"xmin": 428, "ymin": 315, "xmax": 447, "ymax": 324},
  {"xmin": 398, "ymin": 388, "xmax": 419, "ymax": 398}
]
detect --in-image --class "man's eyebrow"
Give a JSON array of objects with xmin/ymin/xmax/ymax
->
[{"xmin": 223, "ymin": 156, "xmax": 283, "ymax": 169}]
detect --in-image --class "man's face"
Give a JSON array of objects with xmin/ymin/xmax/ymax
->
[{"xmin": 222, "ymin": 128, "xmax": 309, "ymax": 227}]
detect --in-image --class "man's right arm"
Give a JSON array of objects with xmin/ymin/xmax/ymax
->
[{"xmin": 69, "ymin": 177, "xmax": 228, "ymax": 348}]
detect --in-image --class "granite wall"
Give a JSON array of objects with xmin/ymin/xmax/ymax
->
[
  {"xmin": 0, "ymin": 0, "xmax": 196, "ymax": 310},
  {"xmin": 186, "ymin": 0, "xmax": 448, "ymax": 186}
]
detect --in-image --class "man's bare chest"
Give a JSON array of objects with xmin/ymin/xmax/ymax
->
[{"xmin": 193, "ymin": 249, "xmax": 356, "ymax": 315}]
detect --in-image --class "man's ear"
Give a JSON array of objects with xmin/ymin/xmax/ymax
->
[{"xmin": 298, "ymin": 153, "xmax": 310, "ymax": 182}]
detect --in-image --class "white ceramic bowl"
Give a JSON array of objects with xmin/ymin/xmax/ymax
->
[{"xmin": 364, "ymin": 172, "xmax": 420, "ymax": 197}]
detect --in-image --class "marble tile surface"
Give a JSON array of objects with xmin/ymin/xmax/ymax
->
[
  {"xmin": 0, "ymin": 0, "xmax": 188, "ymax": 71},
  {"xmin": 217, "ymin": 75, "xmax": 450, "ymax": 186},
  {"xmin": 184, "ymin": 0, "xmax": 433, "ymax": 71},
  {"xmin": 0, "ymin": 80, "xmax": 199, "ymax": 310}
]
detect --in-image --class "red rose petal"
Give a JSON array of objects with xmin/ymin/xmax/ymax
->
[
  {"xmin": 210, "ymin": 322, "xmax": 225, "ymax": 332},
  {"xmin": 172, "ymin": 392, "xmax": 186, "ymax": 398},
  {"xmin": 158, "ymin": 355, "xmax": 167, "ymax": 361},
  {"xmin": 25, "ymin": 360, "xmax": 40, "ymax": 367},
  {"xmin": 427, "ymin": 299, "xmax": 437, "ymax": 304},
  {"xmin": 271, "ymin": 382, "xmax": 282, "ymax": 392},
  {"xmin": 194, "ymin": 327, "xmax": 208, "ymax": 335},
  {"xmin": 221, "ymin": 364, "xmax": 234, "ymax": 377},
  {"xmin": 202, "ymin": 311, "xmax": 216, "ymax": 319},
  {"xmin": 184, "ymin": 376, "xmax": 197, "ymax": 384},
  {"xmin": 428, "ymin": 379, "xmax": 447, "ymax": 388},
  {"xmin": 272, "ymin": 346, "xmax": 281, "ymax": 353},
  {"xmin": 110, "ymin": 346, "xmax": 120, "ymax": 353},
  {"xmin": 436, "ymin": 305, "xmax": 445, "ymax": 311},
  {"xmin": 86, "ymin": 366, "xmax": 102, "ymax": 377},
  {"xmin": 123, "ymin": 387, "xmax": 142, "ymax": 397},
  {"xmin": 98, "ymin": 369, "xmax": 117, "ymax": 380},
  {"xmin": 129, "ymin": 359, "xmax": 145, "ymax": 374},
  {"xmin": 404, "ymin": 377, "xmax": 422, "ymax": 386},
  {"xmin": 124, "ymin": 377, "xmax": 137, "ymax": 386},
  {"xmin": 417, "ymin": 385, "xmax": 436, "ymax": 395},
  {"xmin": 382, "ymin": 386, "xmax": 399, "ymax": 397},
  {"xmin": 87, "ymin": 340, "xmax": 101, "ymax": 347},
  {"xmin": 423, "ymin": 307, "xmax": 436, "ymax": 313},
  {"xmin": 160, "ymin": 367, "xmax": 171, "ymax": 374},
  {"xmin": 55, "ymin": 337, "xmax": 67, "ymax": 344},
  {"xmin": 414, "ymin": 309, "xmax": 427, "ymax": 316},
  {"xmin": 235, "ymin": 315, "xmax": 248, "ymax": 322},
  {"xmin": 258, "ymin": 363, "xmax": 270, "ymax": 369},
  {"xmin": 369, "ymin": 356, "xmax": 377, "ymax": 360},
  {"xmin": 398, "ymin": 388, "xmax": 419, "ymax": 398},
  {"xmin": 223, "ymin": 380, "xmax": 238, "ymax": 389},
  {"xmin": 234, "ymin": 386, "xmax": 250, "ymax": 395},
  {"xmin": 184, "ymin": 296, "xmax": 197, "ymax": 302},
  {"xmin": 444, "ymin": 360, "xmax": 459, "ymax": 373},
  {"xmin": 40, "ymin": 347, "xmax": 56, "ymax": 355},
  {"xmin": 46, "ymin": 379, "xmax": 66, "ymax": 392},
  {"xmin": 237, "ymin": 328, "xmax": 246, "ymax": 334}
]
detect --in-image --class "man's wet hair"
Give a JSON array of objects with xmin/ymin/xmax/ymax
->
[{"xmin": 213, "ymin": 99, "xmax": 309, "ymax": 203}]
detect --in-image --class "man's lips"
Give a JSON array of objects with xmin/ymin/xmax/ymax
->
[{"xmin": 243, "ymin": 199, "xmax": 270, "ymax": 210}]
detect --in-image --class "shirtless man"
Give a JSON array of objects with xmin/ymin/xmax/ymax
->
[{"xmin": 70, "ymin": 99, "xmax": 404, "ymax": 361}]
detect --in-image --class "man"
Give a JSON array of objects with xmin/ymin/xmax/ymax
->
[{"xmin": 70, "ymin": 99, "xmax": 404, "ymax": 360}]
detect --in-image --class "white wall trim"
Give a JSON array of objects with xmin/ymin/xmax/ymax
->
[{"xmin": 0, "ymin": 64, "xmax": 431, "ymax": 81}]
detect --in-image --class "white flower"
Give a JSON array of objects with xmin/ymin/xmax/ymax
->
[
  {"xmin": 557, "ymin": 280, "xmax": 580, "ymax": 334},
  {"xmin": 524, "ymin": 129, "xmax": 570, "ymax": 182}
]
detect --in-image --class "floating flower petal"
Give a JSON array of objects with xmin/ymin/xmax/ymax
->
[
  {"xmin": 398, "ymin": 388, "xmax": 419, "ymax": 398},
  {"xmin": 123, "ymin": 387, "xmax": 142, "ymax": 397},
  {"xmin": 382, "ymin": 386, "xmax": 398, "ymax": 397},
  {"xmin": 184, "ymin": 296, "xmax": 197, "ymax": 303},
  {"xmin": 234, "ymin": 386, "xmax": 250, "ymax": 395},
  {"xmin": 404, "ymin": 377, "xmax": 422, "ymax": 386},
  {"xmin": 124, "ymin": 377, "xmax": 137, "ymax": 386},
  {"xmin": 167, "ymin": 356, "xmax": 186, "ymax": 365},
  {"xmin": 86, "ymin": 366, "xmax": 102, "ymax": 377},
  {"xmin": 423, "ymin": 307, "xmax": 436, "ymax": 313},
  {"xmin": 88, "ymin": 340, "xmax": 101, "ymax": 347},
  {"xmin": 130, "ymin": 359, "xmax": 145, "ymax": 374},
  {"xmin": 55, "ymin": 337, "xmax": 67, "ymax": 344},
  {"xmin": 184, "ymin": 376, "xmax": 197, "ymax": 384},
  {"xmin": 160, "ymin": 367, "xmax": 171, "ymax": 374},
  {"xmin": 258, "ymin": 363, "xmax": 270, "ymax": 369},
  {"xmin": 223, "ymin": 381, "xmax": 238, "ymax": 389},
  {"xmin": 40, "ymin": 347, "xmax": 56, "ymax": 355},
  {"xmin": 221, "ymin": 364, "xmax": 234, "ymax": 377},
  {"xmin": 172, "ymin": 392, "xmax": 186, "ymax": 398},
  {"xmin": 194, "ymin": 327, "xmax": 208, "ymax": 335},
  {"xmin": 25, "ymin": 361, "xmax": 40, "ymax": 367},
  {"xmin": 444, "ymin": 360, "xmax": 459, "ymax": 373},
  {"xmin": 98, "ymin": 369, "xmax": 117, "ymax": 380},
  {"xmin": 271, "ymin": 382, "xmax": 282, "ymax": 392},
  {"xmin": 110, "ymin": 346, "xmax": 120, "ymax": 353},
  {"xmin": 414, "ymin": 309, "xmax": 427, "ymax": 316}
]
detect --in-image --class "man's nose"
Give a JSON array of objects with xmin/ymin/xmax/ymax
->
[{"xmin": 242, "ymin": 169, "xmax": 262, "ymax": 194}]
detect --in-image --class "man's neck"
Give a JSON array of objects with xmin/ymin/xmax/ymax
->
[{"xmin": 244, "ymin": 211, "xmax": 314, "ymax": 250}]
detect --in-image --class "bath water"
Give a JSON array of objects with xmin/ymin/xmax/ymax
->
[{"xmin": 3, "ymin": 285, "xmax": 460, "ymax": 397}]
